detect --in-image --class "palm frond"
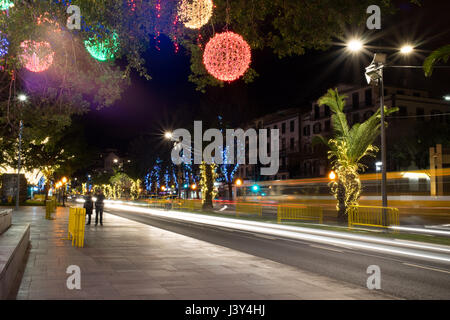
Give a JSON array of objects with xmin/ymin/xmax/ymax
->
[
  {"xmin": 319, "ymin": 89, "xmax": 349, "ymax": 138},
  {"xmin": 424, "ymin": 44, "xmax": 450, "ymax": 77}
]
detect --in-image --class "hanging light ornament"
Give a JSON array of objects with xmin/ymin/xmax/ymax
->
[
  {"xmin": 20, "ymin": 40, "xmax": 55, "ymax": 73},
  {"xmin": 178, "ymin": 0, "xmax": 213, "ymax": 29},
  {"xmin": 84, "ymin": 31, "xmax": 119, "ymax": 61},
  {"xmin": 0, "ymin": 0, "xmax": 14, "ymax": 11},
  {"xmin": 203, "ymin": 31, "xmax": 251, "ymax": 82}
]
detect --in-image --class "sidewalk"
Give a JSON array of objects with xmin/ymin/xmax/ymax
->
[{"xmin": 12, "ymin": 206, "xmax": 394, "ymax": 300}]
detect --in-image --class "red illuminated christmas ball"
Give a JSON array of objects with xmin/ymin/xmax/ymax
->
[
  {"xmin": 203, "ymin": 32, "xmax": 251, "ymax": 82},
  {"xmin": 20, "ymin": 40, "xmax": 54, "ymax": 73}
]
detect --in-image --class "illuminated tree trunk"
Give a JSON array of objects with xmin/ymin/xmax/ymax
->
[
  {"xmin": 200, "ymin": 162, "xmax": 217, "ymax": 210},
  {"xmin": 331, "ymin": 166, "xmax": 362, "ymax": 223},
  {"xmin": 336, "ymin": 181, "xmax": 346, "ymax": 222}
]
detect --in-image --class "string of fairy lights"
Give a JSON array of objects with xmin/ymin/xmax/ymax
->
[{"xmin": 0, "ymin": 0, "xmax": 252, "ymax": 82}]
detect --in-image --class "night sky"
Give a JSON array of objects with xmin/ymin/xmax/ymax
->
[{"xmin": 81, "ymin": 0, "xmax": 450, "ymax": 155}]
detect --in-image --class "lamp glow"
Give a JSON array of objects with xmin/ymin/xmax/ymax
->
[
  {"xmin": 18, "ymin": 94, "xmax": 27, "ymax": 102},
  {"xmin": 347, "ymin": 39, "xmax": 363, "ymax": 52},
  {"xmin": 400, "ymin": 45, "xmax": 413, "ymax": 54},
  {"xmin": 328, "ymin": 171, "xmax": 336, "ymax": 180}
]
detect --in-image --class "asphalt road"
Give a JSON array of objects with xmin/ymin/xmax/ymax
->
[{"xmin": 105, "ymin": 207, "xmax": 450, "ymax": 300}]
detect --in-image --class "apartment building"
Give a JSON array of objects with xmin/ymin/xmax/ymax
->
[
  {"xmin": 235, "ymin": 84, "xmax": 450, "ymax": 181},
  {"xmin": 300, "ymin": 84, "xmax": 450, "ymax": 177},
  {"xmin": 238, "ymin": 108, "xmax": 301, "ymax": 181}
]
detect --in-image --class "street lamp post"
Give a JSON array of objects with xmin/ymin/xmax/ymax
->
[
  {"xmin": 15, "ymin": 94, "xmax": 27, "ymax": 210},
  {"xmin": 16, "ymin": 120, "xmax": 23, "ymax": 210},
  {"xmin": 164, "ymin": 132, "xmax": 182, "ymax": 199},
  {"xmin": 379, "ymin": 69, "xmax": 387, "ymax": 211},
  {"xmin": 365, "ymin": 53, "xmax": 388, "ymax": 225},
  {"xmin": 62, "ymin": 177, "xmax": 68, "ymax": 207}
]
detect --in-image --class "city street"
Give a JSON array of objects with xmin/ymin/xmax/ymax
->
[{"xmin": 104, "ymin": 205, "xmax": 450, "ymax": 300}]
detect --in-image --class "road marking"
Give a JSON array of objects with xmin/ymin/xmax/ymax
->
[
  {"xmin": 402, "ymin": 263, "xmax": 450, "ymax": 274},
  {"xmin": 310, "ymin": 244, "xmax": 344, "ymax": 253}
]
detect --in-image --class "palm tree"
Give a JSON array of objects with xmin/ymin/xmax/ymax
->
[
  {"xmin": 423, "ymin": 44, "xmax": 450, "ymax": 77},
  {"xmin": 313, "ymin": 89, "xmax": 397, "ymax": 221}
]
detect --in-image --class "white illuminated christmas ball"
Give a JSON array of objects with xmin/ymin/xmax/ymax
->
[{"xmin": 178, "ymin": 0, "xmax": 213, "ymax": 29}]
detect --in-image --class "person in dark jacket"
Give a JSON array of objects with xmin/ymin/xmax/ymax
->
[
  {"xmin": 95, "ymin": 191, "xmax": 105, "ymax": 226},
  {"xmin": 84, "ymin": 192, "xmax": 94, "ymax": 225}
]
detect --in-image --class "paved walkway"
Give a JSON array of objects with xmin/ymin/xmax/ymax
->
[{"xmin": 12, "ymin": 206, "xmax": 394, "ymax": 300}]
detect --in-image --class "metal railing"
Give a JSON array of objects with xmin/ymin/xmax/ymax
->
[
  {"xmin": 172, "ymin": 199, "xmax": 203, "ymax": 211},
  {"xmin": 147, "ymin": 199, "xmax": 171, "ymax": 210},
  {"xmin": 235, "ymin": 201, "xmax": 263, "ymax": 217},
  {"xmin": 348, "ymin": 205, "xmax": 400, "ymax": 229},
  {"xmin": 277, "ymin": 204, "xmax": 323, "ymax": 223},
  {"xmin": 66, "ymin": 207, "xmax": 86, "ymax": 248}
]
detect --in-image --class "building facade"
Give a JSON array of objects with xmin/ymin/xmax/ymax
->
[
  {"xmin": 237, "ymin": 84, "xmax": 450, "ymax": 182},
  {"xmin": 238, "ymin": 108, "xmax": 301, "ymax": 181},
  {"xmin": 300, "ymin": 84, "xmax": 450, "ymax": 177}
]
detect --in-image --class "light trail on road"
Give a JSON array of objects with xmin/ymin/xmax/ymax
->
[{"xmin": 103, "ymin": 201, "xmax": 450, "ymax": 264}]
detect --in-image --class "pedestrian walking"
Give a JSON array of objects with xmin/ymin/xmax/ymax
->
[
  {"xmin": 84, "ymin": 192, "xmax": 94, "ymax": 225},
  {"xmin": 95, "ymin": 190, "xmax": 105, "ymax": 226}
]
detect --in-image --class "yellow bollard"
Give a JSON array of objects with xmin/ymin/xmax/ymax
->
[{"xmin": 66, "ymin": 207, "xmax": 86, "ymax": 247}]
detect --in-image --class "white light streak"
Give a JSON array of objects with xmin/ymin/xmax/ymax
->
[{"xmin": 104, "ymin": 202, "xmax": 450, "ymax": 263}]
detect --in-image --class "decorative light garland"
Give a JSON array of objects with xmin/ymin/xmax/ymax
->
[
  {"xmin": 172, "ymin": 14, "xmax": 180, "ymax": 53},
  {"xmin": 37, "ymin": 13, "xmax": 62, "ymax": 32},
  {"xmin": 154, "ymin": 0, "xmax": 161, "ymax": 50},
  {"xmin": 0, "ymin": 0, "xmax": 14, "ymax": 11},
  {"xmin": 203, "ymin": 31, "xmax": 251, "ymax": 82},
  {"xmin": 178, "ymin": 0, "xmax": 213, "ymax": 29},
  {"xmin": 0, "ymin": 32, "xmax": 8, "ymax": 57},
  {"xmin": 127, "ymin": 0, "xmax": 137, "ymax": 12},
  {"xmin": 84, "ymin": 31, "xmax": 119, "ymax": 61},
  {"xmin": 20, "ymin": 40, "xmax": 55, "ymax": 73}
]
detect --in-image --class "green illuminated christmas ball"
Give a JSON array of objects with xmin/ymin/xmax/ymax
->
[
  {"xmin": 84, "ymin": 32, "xmax": 119, "ymax": 62},
  {"xmin": 0, "ymin": 0, "xmax": 14, "ymax": 11}
]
